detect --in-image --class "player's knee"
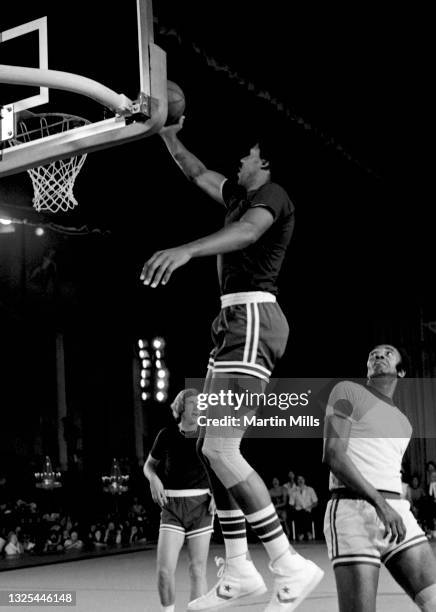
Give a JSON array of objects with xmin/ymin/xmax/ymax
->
[
  {"xmin": 415, "ymin": 583, "xmax": 436, "ymax": 611},
  {"xmin": 157, "ymin": 564, "xmax": 175, "ymax": 585},
  {"xmin": 201, "ymin": 440, "xmax": 225, "ymax": 470},
  {"xmin": 202, "ymin": 438, "xmax": 252, "ymax": 488},
  {"xmin": 188, "ymin": 558, "xmax": 206, "ymax": 580}
]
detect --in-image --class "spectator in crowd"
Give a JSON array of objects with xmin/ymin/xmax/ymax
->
[
  {"xmin": 5, "ymin": 532, "xmax": 24, "ymax": 557},
  {"xmin": 292, "ymin": 475, "xmax": 318, "ymax": 541},
  {"xmin": 283, "ymin": 470, "xmax": 297, "ymax": 496},
  {"xmin": 283, "ymin": 470, "xmax": 298, "ymax": 537},
  {"xmin": 43, "ymin": 532, "xmax": 63, "ymax": 554},
  {"xmin": 424, "ymin": 470, "xmax": 436, "ymax": 536},
  {"xmin": 104, "ymin": 521, "xmax": 117, "ymax": 547},
  {"xmin": 407, "ymin": 475, "xmax": 426, "ymax": 525},
  {"xmin": 131, "ymin": 497, "xmax": 146, "ymax": 516},
  {"xmin": 426, "ymin": 461, "xmax": 436, "ymax": 487},
  {"xmin": 115, "ymin": 526, "xmax": 123, "ymax": 547},
  {"xmin": 22, "ymin": 532, "xmax": 36, "ymax": 553},
  {"xmin": 129, "ymin": 524, "xmax": 139, "ymax": 545},
  {"xmin": 64, "ymin": 530, "xmax": 83, "ymax": 552},
  {"xmin": 269, "ymin": 477, "xmax": 290, "ymax": 536},
  {"xmin": 91, "ymin": 526, "xmax": 106, "ymax": 548},
  {"xmin": 0, "ymin": 534, "xmax": 6, "ymax": 554}
]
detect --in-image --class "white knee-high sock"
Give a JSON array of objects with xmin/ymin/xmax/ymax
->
[
  {"xmin": 217, "ymin": 509, "xmax": 248, "ymax": 558},
  {"xmin": 245, "ymin": 503, "xmax": 306, "ymax": 572}
]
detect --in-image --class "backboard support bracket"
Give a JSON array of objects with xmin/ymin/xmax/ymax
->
[{"xmin": 0, "ymin": 104, "xmax": 14, "ymax": 144}]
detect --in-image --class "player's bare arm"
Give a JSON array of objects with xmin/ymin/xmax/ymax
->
[
  {"xmin": 323, "ymin": 413, "xmax": 406, "ymax": 543},
  {"xmin": 140, "ymin": 207, "xmax": 274, "ymax": 288},
  {"xmin": 159, "ymin": 117, "xmax": 226, "ymax": 204},
  {"xmin": 143, "ymin": 454, "xmax": 167, "ymax": 507}
]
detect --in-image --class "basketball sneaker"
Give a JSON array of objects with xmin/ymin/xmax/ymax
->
[
  {"xmin": 264, "ymin": 557, "xmax": 324, "ymax": 611},
  {"xmin": 187, "ymin": 554, "xmax": 267, "ymax": 611}
]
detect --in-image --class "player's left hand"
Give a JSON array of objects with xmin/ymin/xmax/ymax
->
[{"xmin": 140, "ymin": 246, "xmax": 192, "ymax": 287}]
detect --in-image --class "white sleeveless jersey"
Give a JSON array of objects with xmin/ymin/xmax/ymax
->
[{"xmin": 325, "ymin": 381, "xmax": 412, "ymax": 495}]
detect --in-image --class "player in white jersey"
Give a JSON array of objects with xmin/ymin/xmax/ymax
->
[{"xmin": 323, "ymin": 344, "xmax": 436, "ymax": 612}]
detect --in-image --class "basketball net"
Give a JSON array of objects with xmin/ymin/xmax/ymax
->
[{"xmin": 10, "ymin": 113, "xmax": 89, "ymax": 213}]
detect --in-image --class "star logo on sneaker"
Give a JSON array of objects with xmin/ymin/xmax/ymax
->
[
  {"xmin": 277, "ymin": 586, "xmax": 297, "ymax": 604},
  {"xmin": 217, "ymin": 584, "xmax": 233, "ymax": 600}
]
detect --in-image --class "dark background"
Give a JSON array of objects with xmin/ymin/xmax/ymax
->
[{"xmin": 0, "ymin": 1, "xmax": 434, "ymax": 506}]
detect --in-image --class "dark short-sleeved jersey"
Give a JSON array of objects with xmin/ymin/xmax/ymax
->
[
  {"xmin": 218, "ymin": 179, "xmax": 295, "ymax": 295},
  {"xmin": 150, "ymin": 426, "xmax": 209, "ymax": 490}
]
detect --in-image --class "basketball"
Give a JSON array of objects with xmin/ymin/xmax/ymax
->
[{"xmin": 166, "ymin": 80, "xmax": 186, "ymax": 125}]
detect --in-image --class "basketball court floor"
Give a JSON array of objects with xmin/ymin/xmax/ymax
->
[{"xmin": 1, "ymin": 541, "xmax": 428, "ymax": 611}]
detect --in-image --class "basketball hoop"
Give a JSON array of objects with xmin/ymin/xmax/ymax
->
[{"xmin": 9, "ymin": 113, "xmax": 90, "ymax": 213}]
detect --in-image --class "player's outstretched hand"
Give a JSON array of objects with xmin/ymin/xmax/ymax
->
[
  {"xmin": 140, "ymin": 246, "xmax": 192, "ymax": 288},
  {"xmin": 159, "ymin": 115, "xmax": 185, "ymax": 138},
  {"xmin": 376, "ymin": 498, "xmax": 406, "ymax": 543}
]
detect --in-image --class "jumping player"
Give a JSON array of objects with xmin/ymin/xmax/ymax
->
[
  {"xmin": 144, "ymin": 389, "xmax": 215, "ymax": 612},
  {"xmin": 141, "ymin": 117, "xmax": 323, "ymax": 611},
  {"xmin": 323, "ymin": 344, "xmax": 436, "ymax": 612}
]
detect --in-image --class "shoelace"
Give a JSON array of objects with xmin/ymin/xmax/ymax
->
[{"xmin": 215, "ymin": 556, "xmax": 225, "ymax": 579}]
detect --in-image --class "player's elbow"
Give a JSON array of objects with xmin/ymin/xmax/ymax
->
[{"xmin": 323, "ymin": 444, "xmax": 342, "ymax": 468}]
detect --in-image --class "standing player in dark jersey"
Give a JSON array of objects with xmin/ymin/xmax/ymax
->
[
  {"xmin": 141, "ymin": 118, "xmax": 323, "ymax": 612},
  {"xmin": 144, "ymin": 389, "xmax": 214, "ymax": 612}
]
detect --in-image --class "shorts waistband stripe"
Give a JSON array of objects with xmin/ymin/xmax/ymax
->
[
  {"xmin": 220, "ymin": 292, "xmax": 276, "ymax": 308},
  {"xmin": 212, "ymin": 360, "xmax": 271, "ymax": 374},
  {"xmin": 211, "ymin": 365, "xmax": 270, "ymax": 383},
  {"xmin": 164, "ymin": 489, "xmax": 210, "ymax": 497}
]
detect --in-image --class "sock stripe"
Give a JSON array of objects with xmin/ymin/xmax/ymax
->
[
  {"xmin": 251, "ymin": 516, "xmax": 277, "ymax": 530},
  {"xmin": 250, "ymin": 512, "xmax": 277, "ymax": 528},
  {"xmin": 221, "ymin": 531, "xmax": 248, "ymax": 539},
  {"xmin": 259, "ymin": 526, "xmax": 284, "ymax": 542},
  {"xmin": 221, "ymin": 521, "xmax": 246, "ymax": 529},
  {"xmin": 252, "ymin": 518, "xmax": 282, "ymax": 538},
  {"xmin": 218, "ymin": 517, "xmax": 246, "ymax": 524}
]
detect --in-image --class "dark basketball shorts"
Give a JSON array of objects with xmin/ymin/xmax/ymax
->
[
  {"xmin": 160, "ymin": 490, "xmax": 214, "ymax": 540},
  {"xmin": 207, "ymin": 291, "xmax": 289, "ymax": 384}
]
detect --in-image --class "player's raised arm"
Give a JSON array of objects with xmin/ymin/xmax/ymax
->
[{"xmin": 159, "ymin": 117, "xmax": 226, "ymax": 204}]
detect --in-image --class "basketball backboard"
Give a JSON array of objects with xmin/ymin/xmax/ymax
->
[{"xmin": 0, "ymin": 0, "xmax": 167, "ymax": 177}]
